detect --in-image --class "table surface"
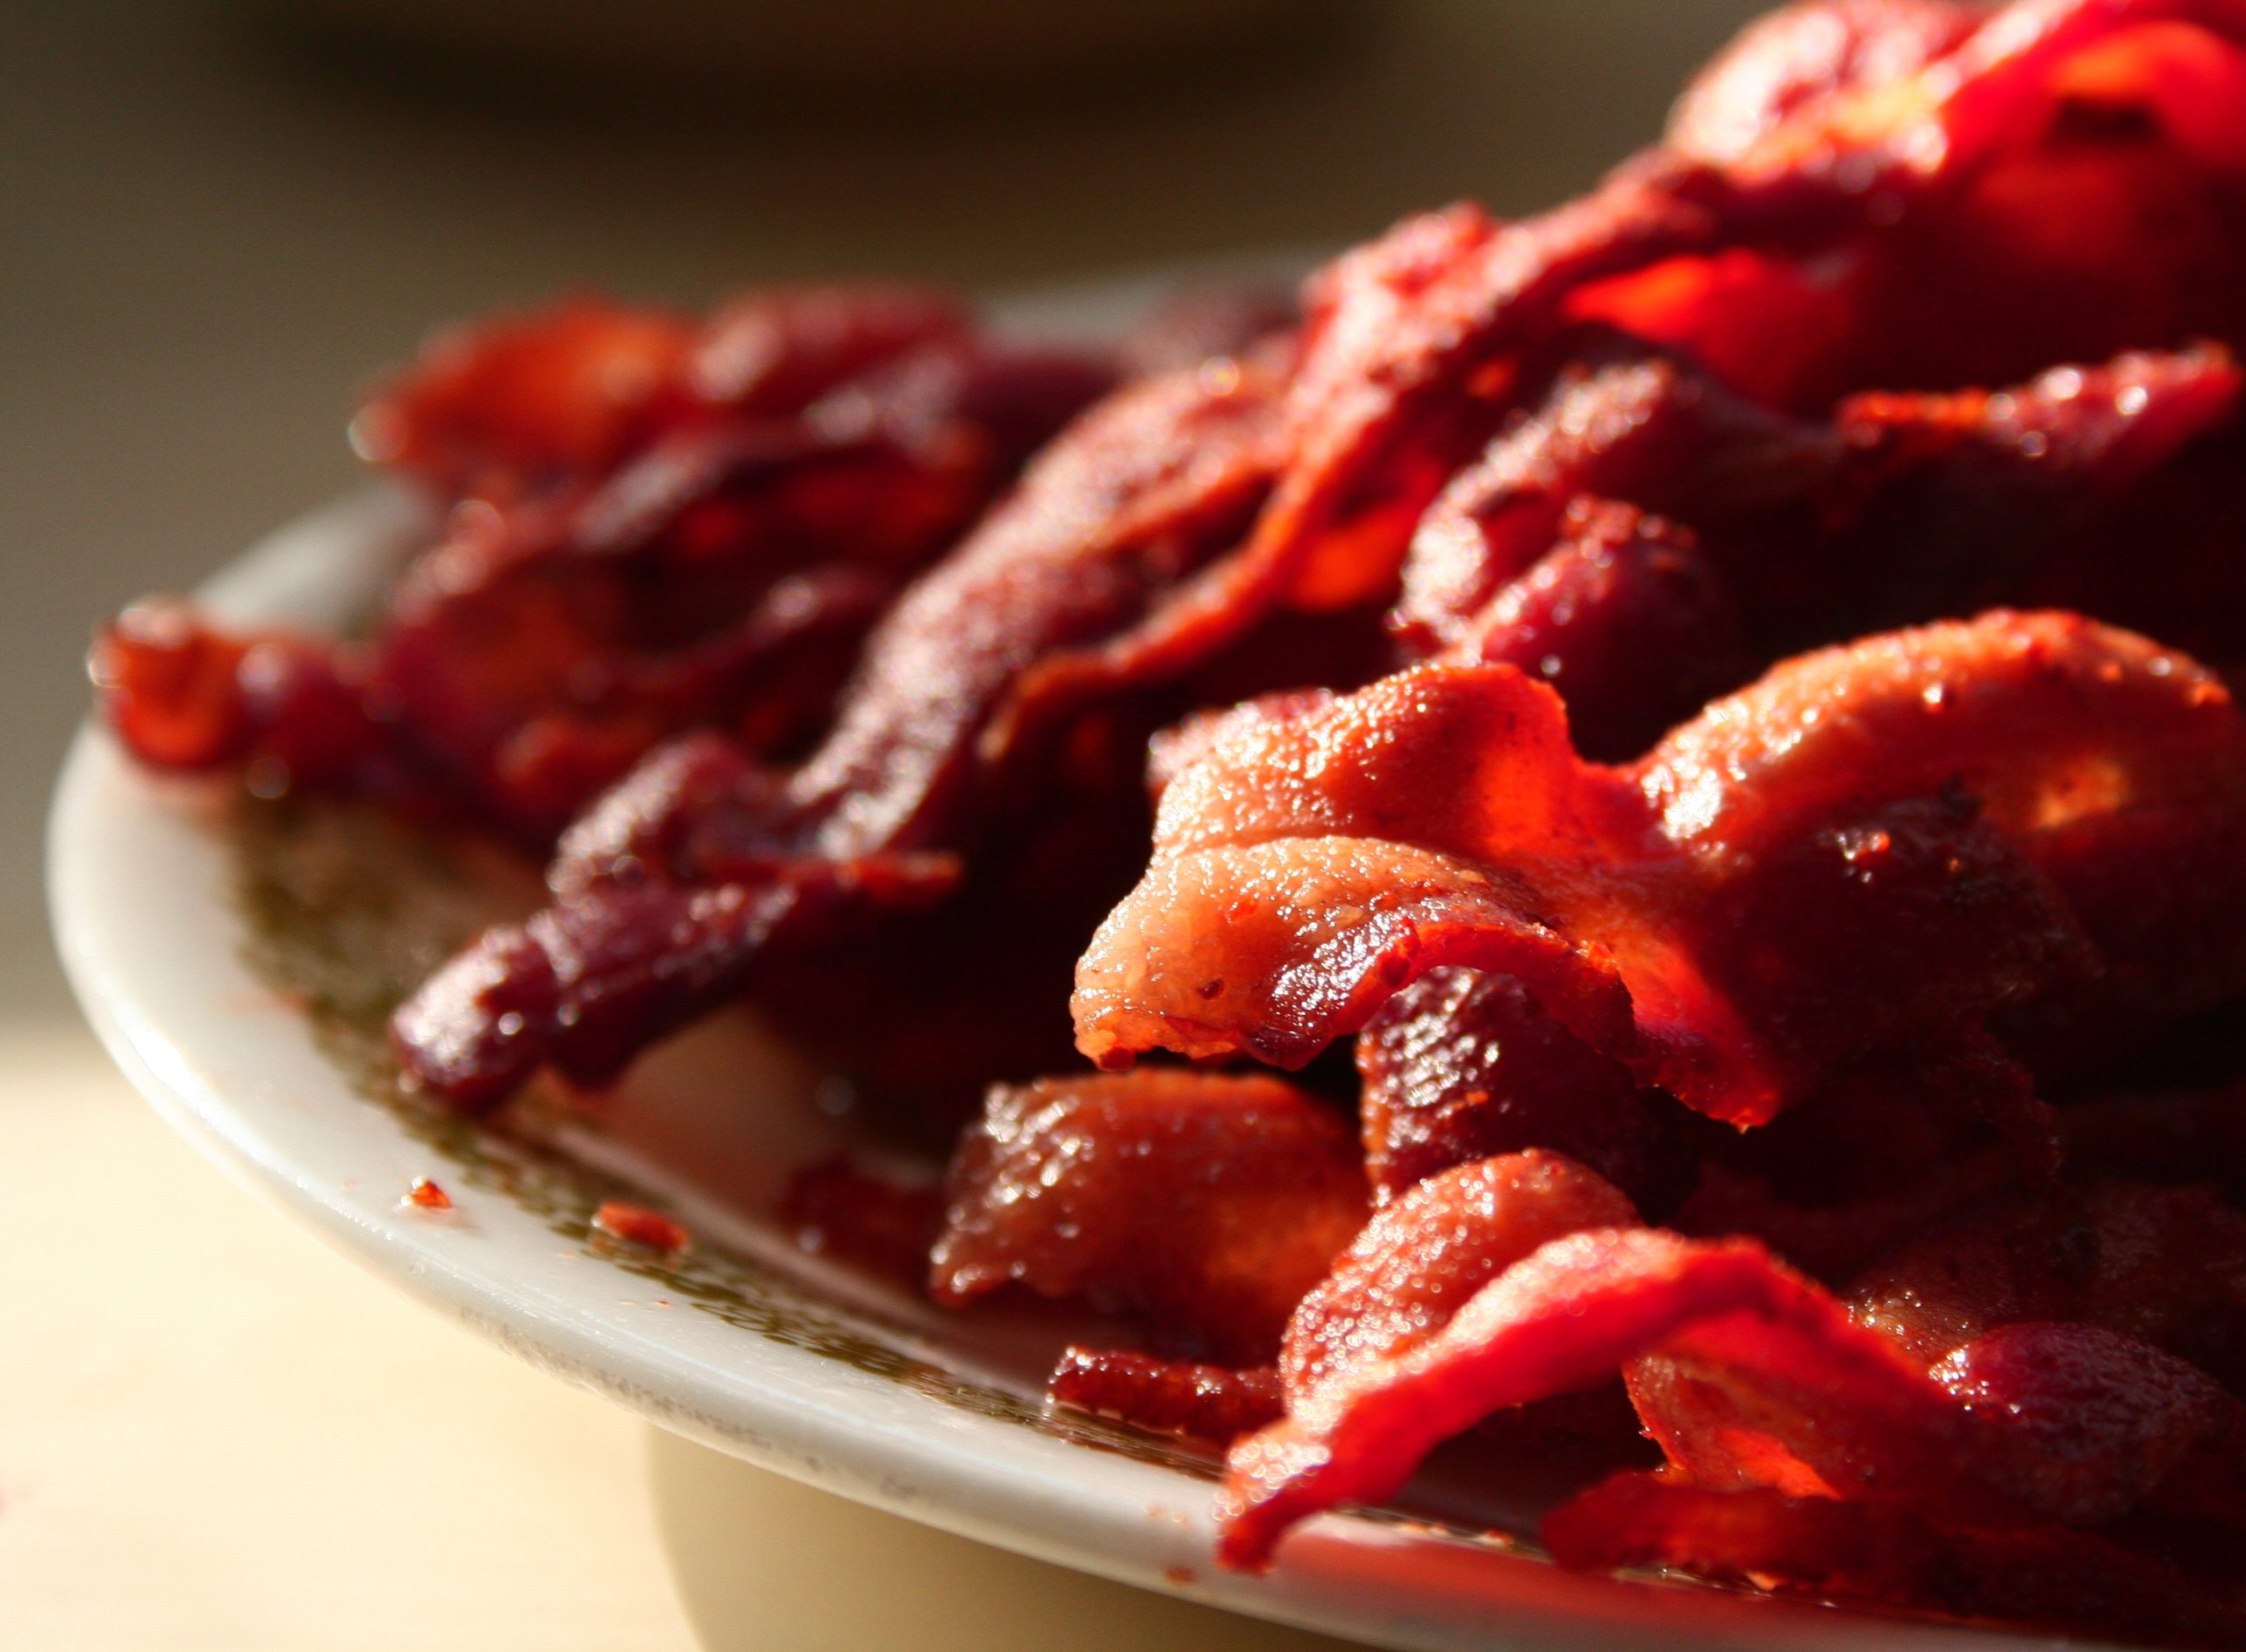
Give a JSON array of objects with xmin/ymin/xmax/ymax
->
[{"xmin": 4, "ymin": 4, "xmax": 1767, "ymax": 1644}]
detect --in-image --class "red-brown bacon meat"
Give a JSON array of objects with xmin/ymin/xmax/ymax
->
[{"xmin": 86, "ymin": 0, "xmax": 2246, "ymax": 1640}]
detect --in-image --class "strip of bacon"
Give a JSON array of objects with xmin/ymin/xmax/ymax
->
[
  {"xmin": 1048, "ymin": 1348, "xmax": 1283, "ymax": 1443},
  {"xmin": 1356, "ymin": 970, "xmax": 1696, "ymax": 1212},
  {"xmin": 1223, "ymin": 1206, "xmax": 2245, "ymax": 1570},
  {"xmin": 1542, "ymin": 1474, "xmax": 2246, "ymax": 1645},
  {"xmin": 1392, "ymin": 344, "xmax": 2242, "ymax": 673},
  {"xmin": 930, "ymin": 1071, "xmax": 1365, "ymax": 1363},
  {"xmin": 1078, "ymin": 611, "xmax": 2245, "ymax": 1125}
]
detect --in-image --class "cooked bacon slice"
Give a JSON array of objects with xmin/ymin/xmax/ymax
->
[
  {"xmin": 354, "ymin": 285, "xmax": 985, "ymax": 502},
  {"xmin": 392, "ymin": 851, "xmax": 953, "ymax": 1108},
  {"xmin": 391, "ymin": 354, "xmax": 1302, "ymax": 1102},
  {"xmin": 1441, "ymin": 503, "xmax": 1749, "ymax": 762},
  {"xmin": 1667, "ymin": 2, "xmax": 1984, "ymax": 167},
  {"xmin": 1393, "ymin": 343, "xmax": 2242, "ymax": 669},
  {"xmin": 1847, "ymin": 1179, "xmax": 2246, "ymax": 1385},
  {"xmin": 1047, "ymin": 1348, "xmax": 1283, "ymax": 1443},
  {"xmin": 90, "ymin": 600, "xmax": 387, "ymax": 793},
  {"xmin": 1277, "ymin": 1154, "xmax": 1639, "ymax": 1398},
  {"xmin": 350, "ymin": 297, "xmax": 698, "ymax": 497},
  {"xmin": 1391, "ymin": 345, "xmax": 1828, "ymax": 654},
  {"xmin": 930, "ymin": 1071, "xmax": 1365, "ymax": 1363},
  {"xmin": 1542, "ymin": 1475, "xmax": 2246, "ymax": 1645},
  {"xmin": 1356, "ymin": 969, "xmax": 1696, "ymax": 1212},
  {"xmin": 686, "ymin": 285, "xmax": 975, "ymax": 417},
  {"xmin": 1223, "ymin": 1195, "xmax": 2246, "ymax": 1570},
  {"xmin": 1079, "ymin": 611, "xmax": 2246, "ymax": 1125},
  {"xmin": 1222, "ymin": 1225, "xmax": 1878, "ymax": 1568}
]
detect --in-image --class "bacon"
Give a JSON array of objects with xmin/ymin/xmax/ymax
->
[
  {"xmin": 1848, "ymin": 1179, "xmax": 2246, "ymax": 1385},
  {"xmin": 104, "ymin": 311, "xmax": 1119, "ymax": 843},
  {"xmin": 349, "ymin": 297, "xmax": 697, "ymax": 497},
  {"xmin": 1356, "ymin": 969, "xmax": 1696, "ymax": 1212},
  {"xmin": 390, "ymin": 354, "xmax": 1308, "ymax": 1102},
  {"xmin": 1222, "ymin": 1190, "xmax": 2246, "ymax": 1571},
  {"xmin": 1278, "ymin": 1154, "xmax": 1639, "ymax": 1398},
  {"xmin": 376, "ymin": 0, "xmax": 2246, "ymax": 1105},
  {"xmin": 1047, "ymin": 1348, "xmax": 1283, "ymax": 1443},
  {"xmin": 1542, "ymin": 1475, "xmax": 2246, "ymax": 1645},
  {"xmin": 1394, "ymin": 343, "xmax": 2242, "ymax": 669},
  {"xmin": 1667, "ymin": 2, "xmax": 1985, "ymax": 167},
  {"xmin": 688, "ymin": 285, "xmax": 975, "ymax": 416},
  {"xmin": 930, "ymin": 1071, "xmax": 1365, "ymax": 1362},
  {"xmin": 1592, "ymin": 0, "xmax": 2246, "ymax": 404},
  {"xmin": 1256, "ymin": 0, "xmax": 2246, "ymax": 598},
  {"xmin": 1670, "ymin": 1052, "xmax": 2036, "ymax": 1280},
  {"xmin": 1223, "ymin": 1224, "xmax": 1898, "ymax": 1569},
  {"xmin": 90, "ymin": 600, "xmax": 388, "ymax": 794},
  {"xmin": 392, "ymin": 850, "xmax": 954, "ymax": 1107},
  {"xmin": 1441, "ymin": 503, "xmax": 1749, "ymax": 762},
  {"xmin": 1079, "ymin": 611, "xmax": 2246, "ymax": 1125},
  {"xmin": 86, "ymin": 4, "xmax": 2246, "ymax": 1635},
  {"xmin": 1390, "ymin": 345, "xmax": 1830, "ymax": 654}
]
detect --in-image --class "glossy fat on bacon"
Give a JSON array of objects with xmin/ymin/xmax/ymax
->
[
  {"xmin": 1077, "ymin": 611, "xmax": 2246, "ymax": 1126},
  {"xmin": 930, "ymin": 1071, "xmax": 1365, "ymax": 1362}
]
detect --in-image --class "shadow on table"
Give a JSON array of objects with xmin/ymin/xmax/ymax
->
[{"xmin": 644, "ymin": 1424, "xmax": 1373, "ymax": 1651}]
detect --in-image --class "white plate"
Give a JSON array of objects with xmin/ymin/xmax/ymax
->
[{"xmin": 50, "ymin": 270, "xmax": 2048, "ymax": 1652}]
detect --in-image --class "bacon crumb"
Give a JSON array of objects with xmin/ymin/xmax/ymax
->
[{"xmin": 591, "ymin": 1200, "xmax": 690, "ymax": 1254}]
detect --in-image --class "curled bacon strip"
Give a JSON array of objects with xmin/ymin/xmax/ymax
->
[
  {"xmin": 1077, "ymin": 611, "xmax": 2245, "ymax": 1125},
  {"xmin": 1221, "ymin": 1168, "xmax": 2246, "ymax": 1570},
  {"xmin": 391, "ymin": 354, "xmax": 1304, "ymax": 1101}
]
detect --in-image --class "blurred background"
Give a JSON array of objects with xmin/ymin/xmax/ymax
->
[{"xmin": 3, "ymin": 4, "xmax": 1769, "ymax": 1645}]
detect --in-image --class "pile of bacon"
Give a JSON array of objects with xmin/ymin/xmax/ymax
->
[{"xmin": 94, "ymin": 0, "xmax": 2246, "ymax": 1640}]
